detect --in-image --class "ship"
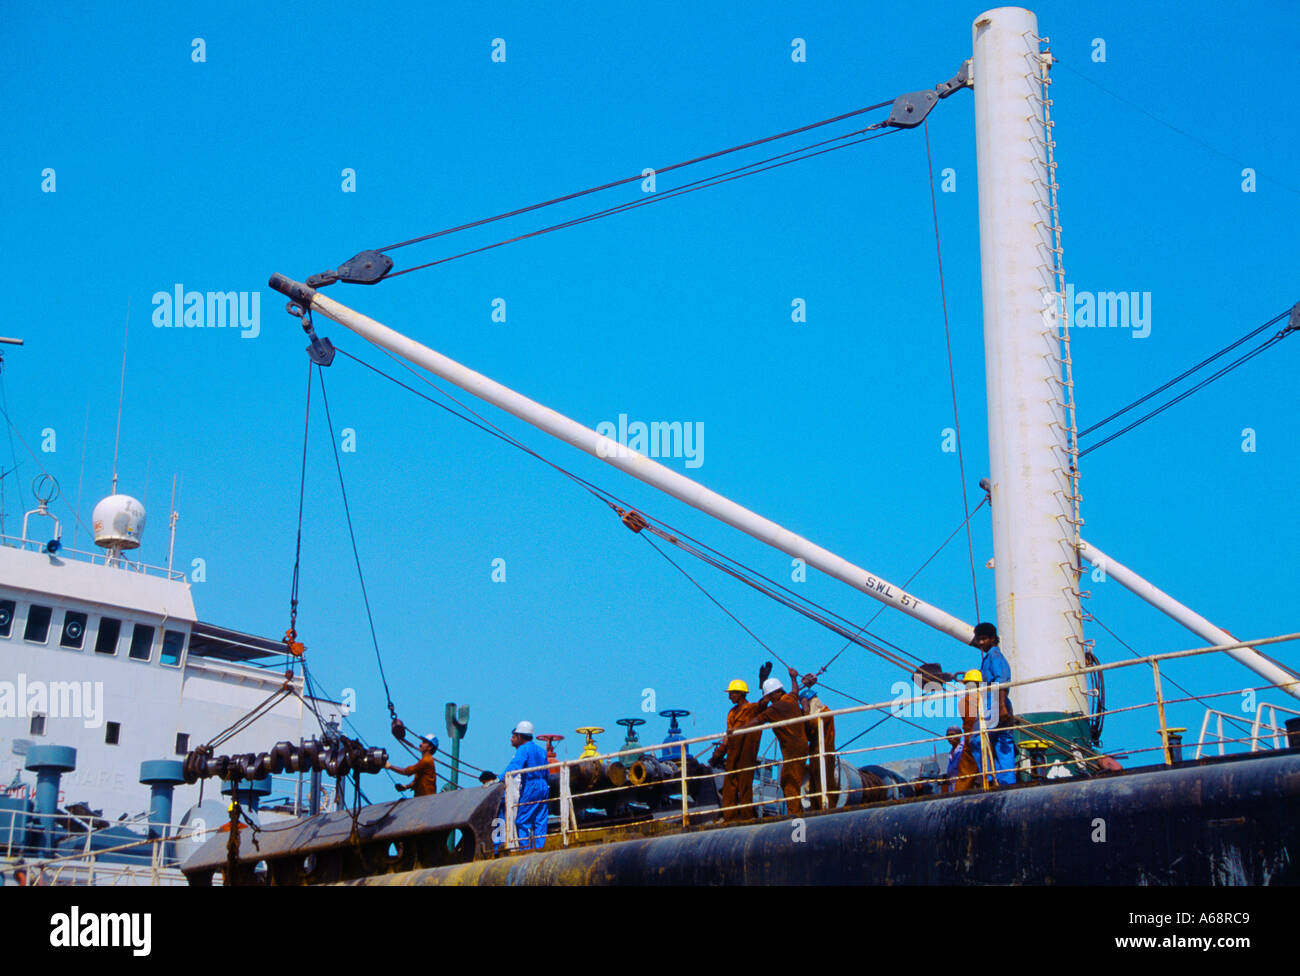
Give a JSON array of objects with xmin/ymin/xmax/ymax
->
[
  {"xmin": 179, "ymin": 6, "xmax": 1300, "ymax": 886},
  {"xmin": 4, "ymin": 5, "xmax": 1297, "ymax": 888}
]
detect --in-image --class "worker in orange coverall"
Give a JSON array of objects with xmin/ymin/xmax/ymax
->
[
  {"xmin": 387, "ymin": 733, "xmax": 439, "ymax": 796},
  {"xmin": 710, "ymin": 679, "xmax": 765, "ymax": 823},
  {"xmin": 744, "ymin": 665, "xmax": 809, "ymax": 816}
]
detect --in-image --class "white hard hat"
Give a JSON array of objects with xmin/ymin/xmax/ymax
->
[
  {"xmin": 513, "ymin": 720, "xmax": 535, "ymax": 736},
  {"xmin": 762, "ymin": 677, "xmax": 784, "ymax": 696}
]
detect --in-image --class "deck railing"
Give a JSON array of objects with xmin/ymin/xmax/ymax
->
[
  {"xmin": 502, "ymin": 631, "xmax": 1300, "ymax": 851},
  {"xmin": 0, "ymin": 534, "xmax": 187, "ymax": 581}
]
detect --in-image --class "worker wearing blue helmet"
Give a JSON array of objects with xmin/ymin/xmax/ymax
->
[
  {"xmin": 972, "ymin": 622, "xmax": 1016, "ymax": 786},
  {"xmin": 503, "ymin": 720, "xmax": 550, "ymax": 849}
]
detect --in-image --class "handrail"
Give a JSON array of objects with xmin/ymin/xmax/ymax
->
[
  {"xmin": 502, "ymin": 631, "xmax": 1300, "ymax": 847},
  {"xmin": 1251, "ymin": 702, "xmax": 1300, "ymax": 752},
  {"xmin": 0, "ymin": 533, "xmax": 187, "ymax": 581}
]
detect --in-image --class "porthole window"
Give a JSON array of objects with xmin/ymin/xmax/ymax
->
[{"xmin": 60, "ymin": 611, "xmax": 88, "ymax": 650}]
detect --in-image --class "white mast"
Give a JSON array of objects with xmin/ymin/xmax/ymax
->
[
  {"xmin": 972, "ymin": 7, "xmax": 1087, "ymax": 719},
  {"xmin": 268, "ymin": 274, "xmax": 977, "ymax": 646}
]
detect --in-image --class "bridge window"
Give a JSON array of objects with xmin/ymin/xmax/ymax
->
[
  {"xmin": 23, "ymin": 605, "xmax": 52, "ymax": 643},
  {"xmin": 128, "ymin": 623, "xmax": 155, "ymax": 662},
  {"xmin": 105, "ymin": 722, "xmax": 121, "ymax": 745},
  {"xmin": 59, "ymin": 611, "xmax": 88, "ymax": 650},
  {"xmin": 160, "ymin": 629, "xmax": 185, "ymax": 667},
  {"xmin": 95, "ymin": 617, "xmax": 121, "ymax": 656},
  {"xmin": 29, "ymin": 713, "xmax": 45, "ymax": 736},
  {"xmin": 175, "ymin": 733, "xmax": 189, "ymax": 755},
  {"xmin": 0, "ymin": 599, "xmax": 14, "ymax": 637}
]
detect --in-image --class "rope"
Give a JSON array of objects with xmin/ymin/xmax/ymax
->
[
  {"xmin": 0, "ymin": 361, "xmax": 24, "ymax": 534},
  {"xmin": 639, "ymin": 532, "xmax": 791, "ymax": 670},
  {"xmin": 1088, "ymin": 613, "xmax": 1258, "ymax": 740},
  {"xmin": 817, "ymin": 495, "xmax": 988, "ymax": 676},
  {"xmin": 314, "ymin": 367, "xmax": 397, "ymax": 716},
  {"xmin": 203, "ymin": 685, "xmax": 293, "ymax": 751},
  {"xmin": 376, "ymin": 100, "xmax": 896, "ymax": 253},
  {"xmin": 334, "ymin": 342, "xmax": 921, "ymax": 673},
  {"xmin": 385, "ymin": 127, "xmax": 900, "ymax": 279},
  {"xmin": 1079, "ymin": 307, "xmax": 1297, "ymax": 456},
  {"xmin": 1054, "ymin": 59, "xmax": 1300, "ymax": 197},
  {"xmin": 286, "ymin": 359, "xmax": 313, "ymax": 651},
  {"xmin": 641, "ymin": 522, "xmax": 921, "ymax": 673},
  {"xmin": 0, "ymin": 400, "xmax": 96, "ymax": 545},
  {"xmin": 924, "ymin": 118, "xmax": 980, "ymax": 621}
]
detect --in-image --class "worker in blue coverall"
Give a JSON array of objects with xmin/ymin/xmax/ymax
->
[
  {"xmin": 972, "ymin": 622, "xmax": 1016, "ymax": 786},
  {"xmin": 503, "ymin": 720, "xmax": 549, "ymax": 849}
]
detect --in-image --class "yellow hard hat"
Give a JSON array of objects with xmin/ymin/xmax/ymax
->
[
  {"xmin": 727, "ymin": 679, "xmax": 749, "ymax": 693},
  {"xmin": 962, "ymin": 669, "xmax": 984, "ymax": 683}
]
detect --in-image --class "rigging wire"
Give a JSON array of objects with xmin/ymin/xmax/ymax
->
[
  {"xmin": 385, "ymin": 127, "xmax": 901, "ymax": 279},
  {"xmin": 376, "ymin": 99, "xmax": 896, "ymax": 253},
  {"xmin": 1054, "ymin": 59, "xmax": 1300, "ymax": 198},
  {"xmin": 816, "ymin": 495, "xmax": 989, "ymax": 677},
  {"xmin": 334, "ymin": 343, "xmax": 920, "ymax": 672},
  {"xmin": 202, "ymin": 686, "xmax": 294, "ymax": 751},
  {"xmin": 0, "ymin": 362, "xmax": 23, "ymax": 534},
  {"xmin": 349, "ymin": 336, "xmax": 922, "ymax": 669},
  {"xmin": 1078, "ymin": 314, "xmax": 1297, "ymax": 457},
  {"xmin": 640, "ymin": 522, "xmax": 921, "ymax": 672},
  {"xmin": 314, "ymin": 366, "xmax": 398, "ymax": 717},
  {"xmin": 1079, "ymin": 306, "xmax": 1293, "ymax": 439},
  {"xmin": 814, "ymin": 678, "xmax": 938, "ymax": 740},
  {"xmin": 0, "ymin": 400, "xmax": 96, "ymax": 544},
  {"xmin": 640, "ymin": 531, "xmax": 791, "ymax": 670},
  {"xmin": 1087, "ymin": 613, "xmax": 1260, "ymax": 742},
  {"xmin": 924, "ymin": 118, "xmax": 981, "ymax": 621},
  {"xmin": 286, "ymin": 359, "xmax": 313, "ymax": 652}
]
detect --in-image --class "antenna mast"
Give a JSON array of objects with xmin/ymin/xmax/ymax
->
[{"xmin": 167, "ymin": 474, "xmax": 180, "ymax": 574}]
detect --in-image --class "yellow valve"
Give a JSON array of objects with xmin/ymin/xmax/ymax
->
[{"xmin": 575, "ymin": 726, "xmax": 604, "ymax": 759}]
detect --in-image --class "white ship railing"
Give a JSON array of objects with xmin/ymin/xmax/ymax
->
[
  {"xmin": 1193, "ymin": 701, "xmax": 1300, "ymax": 758},
  {"xmin": 1, "ymin": 810, "xmax": 213, "ymax": 886},
  {"xmin": 1251, "ymin": 703, "xmax": 1300, "ymax": 751},
  {"xmin": 3, "ymin": 790, "xmax": 331, "ymax": 885},
  {"xmin": 0, "ymin": 533, "xmax": 187, "ymax": 581},
  {"xmin": 498, "ymin": 631, "xmax": 1300, "ymax": 851}
]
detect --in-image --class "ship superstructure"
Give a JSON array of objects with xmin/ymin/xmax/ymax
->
[{"xmin": 0, "ymin": 488, "xmax": 338, "ymax": 882}]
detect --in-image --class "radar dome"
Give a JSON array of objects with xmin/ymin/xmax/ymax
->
[{"xmin": 92, "ymin": 494, "xmax": 146, "ymax": 551}]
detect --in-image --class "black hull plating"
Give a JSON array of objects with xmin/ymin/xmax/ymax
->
[{"xmin": 348, "ymin": 750, "xmax": 1300, "ymax": 885}]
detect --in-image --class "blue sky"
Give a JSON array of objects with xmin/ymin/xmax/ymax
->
[{"xmin": 2, "ymin": 1, "xmax": 1297, "ymax": 787}]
